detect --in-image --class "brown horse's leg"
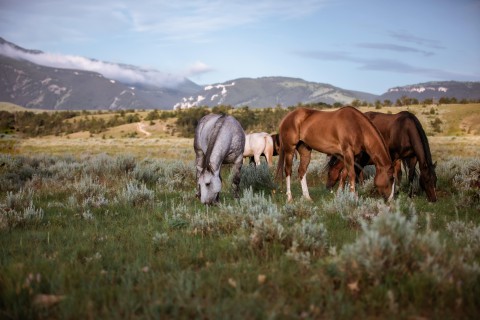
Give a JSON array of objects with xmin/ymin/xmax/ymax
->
[
  {"xmin": 357, "ymin": 170, "xmax": 365, "ymax": 184},
  {"xmin": 284, "ymin": 146, "xmax": 295, "ymax": 202},
  {"xmin": 343, "ymin": 149, "xmax": 356, "ymax": 193},
  {"xmin": 394, "ymin": 159, "xmax": 402, "ymax": 186},
  {"xmin": 337, "ymin": 167, "xmax": 348, "ymax": 194},
  {"xmin": 407, "ymin": 157, "xmax": 417, "ymax": 197},
  {"xmin": 297, "ymin": 143, "xmax": 312, "ymax": 200}
]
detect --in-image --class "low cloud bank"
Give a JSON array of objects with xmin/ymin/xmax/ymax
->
[{"xmin": 0, "ymin": 42, "xmax": 208, "ymax": 88}]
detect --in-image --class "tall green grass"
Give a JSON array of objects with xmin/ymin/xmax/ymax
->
[{"xmin": 0, "ymin": 153, "xmax": 479, "ymax": 319}]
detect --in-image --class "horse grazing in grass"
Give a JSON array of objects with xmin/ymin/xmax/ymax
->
[
  {"xmin": 248, "ymin": 133, "xmax": 290, "ymax": 165},
  {"xmin": 326, "ymin": 111, "xmax": 437, "ymax": 202},
  {"xmin": 194, "ymin": 114, "xmax": 245, "ymax": 204},
  {"xmin": 244, "ymin": 132, "xmax": 274, "ymax": 166},
  {"xmin": 276, "ymin": 107, "xmax": 395, "ymax": 202}
]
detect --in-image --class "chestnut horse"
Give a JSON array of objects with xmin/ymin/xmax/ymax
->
[
  {"xmin": 326, "ymin": 111, "xmax": 437, "ymax": 202},
  {"xmin": 276, "ymin": 107, "xmax": 395, "ymax": 202}
]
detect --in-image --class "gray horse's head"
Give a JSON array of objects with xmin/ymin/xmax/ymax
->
[{"xmin": 198, "ymin": 169, "xmax": 222, "ymax": 204}]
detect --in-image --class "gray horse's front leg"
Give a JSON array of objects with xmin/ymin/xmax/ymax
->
[
  {"xmin": 231, "ymin": 156, "xmax": 243, "ymax": 198},
  {"xmin": 195, "ymin": 151, "xmax": 204, "ymax": 198}
]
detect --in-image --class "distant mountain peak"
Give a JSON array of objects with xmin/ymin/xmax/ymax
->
[
  {"xmin": 0, "ymin": 37, "xmax": 43, "ymax": 56},
  {"xmin": 173, "ymin": 77, "xmax": 377, "ymax": 110},
  {"xmin": 382, "ymin": 81, "xmax": 480, "ymax": 101}
]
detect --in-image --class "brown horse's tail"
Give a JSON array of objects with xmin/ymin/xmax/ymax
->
[{"xmin": 275, "ymin": 135, "xmax": 285, "ymax": 182}]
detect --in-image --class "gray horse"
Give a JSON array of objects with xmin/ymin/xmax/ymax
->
[{"xmin": 194, "ymin": 114, "xmax": 245, "ymax": 204}]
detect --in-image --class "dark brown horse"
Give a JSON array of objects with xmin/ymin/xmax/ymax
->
[
  {"xmin": 326, "ymin": 111, "xmax": 437, "ymax": 202},
  {"xmin": 276, "ymin": 107, "xmax": 395, "ymax": 201}
]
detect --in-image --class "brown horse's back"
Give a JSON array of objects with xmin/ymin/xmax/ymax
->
[
  {"xmin": 280, "ymin": 107, "xmax": 381, "ymax": 156},
  {"xmin": 304, "ymin": 108, "xmax": 367, "ymax": 155}
]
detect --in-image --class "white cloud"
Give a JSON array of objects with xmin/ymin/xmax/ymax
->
[
  {"xmin": 185, "ymin": 61, "xmax": 213, "ymax": 77},
  {"xmin": 0, "ymin": 42, "xmax": 197, "ymax": 87}
]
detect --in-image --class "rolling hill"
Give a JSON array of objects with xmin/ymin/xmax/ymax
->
[{"xmin": 173, "ymin": 77, "xmax": 377, "ymax": 109}]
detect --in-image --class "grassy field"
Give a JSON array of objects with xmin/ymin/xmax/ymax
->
[{"xmin": 1, "ymin": 103, "xmax": 479, "ymax": 319}]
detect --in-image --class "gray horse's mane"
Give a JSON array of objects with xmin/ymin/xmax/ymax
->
[{"xmin": 202, "ymin": 114, "xmax": 227, "ymax": 173}]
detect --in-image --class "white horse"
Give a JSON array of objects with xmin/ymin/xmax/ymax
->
[{"xmin": 243, "ymin": 132, "xmax": 274, "ymax": 167}]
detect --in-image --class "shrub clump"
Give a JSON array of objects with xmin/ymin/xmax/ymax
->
[
  {"xmin": 0, "ymin": 188, "xmax": 44, "ymax": 229},
  {"xmin": 336, "ymin": 205, "xmax": 480, "ymax": 288},
  {"xmin": 117, "ymin": 181, "xmax": 154, "ymax": 207},
  {"xmin": 322, "ymin": 188, "xmax": 387, "ymax": 226},
  {"xmin": 239, "ymin": 163, "xmax": 276, "ymax": 192}
]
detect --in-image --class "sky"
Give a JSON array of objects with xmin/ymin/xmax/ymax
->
[{"xmin": 0, "ymin": 0, "xmax": 479, "ymax": 94}]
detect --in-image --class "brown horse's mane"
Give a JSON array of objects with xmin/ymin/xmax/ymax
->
[
  {"xmin": 401, "ymin": 111, "xmax": 434, "ymax": 168},
  {"xmin": 345, "ymin": 107, "xmax": 391, "ymax": 164},
  {"xmin": 202, "ymin": 114, "xmax": 227, "ymax": 173}
]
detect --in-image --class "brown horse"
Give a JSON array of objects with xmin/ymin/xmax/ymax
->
[
  {"xmin": 276, "ymin": 107, "xmax": 395, "ymax": 201},
  {"xmin": 326, "ymin": 111, "xmax": 437, "ymax": 202}
]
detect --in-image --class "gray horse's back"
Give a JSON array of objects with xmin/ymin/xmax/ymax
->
[{"xmin": 194, "ymin": 114, "xmax": 245, "ymax": 164}]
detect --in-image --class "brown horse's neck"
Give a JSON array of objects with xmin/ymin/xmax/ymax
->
[{"xmin": 359, "ymin": 114, "xmax": 392, "ymax": 167}]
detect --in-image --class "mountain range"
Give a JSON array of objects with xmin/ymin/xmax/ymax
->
[{"xmin": 1, "ymin": 37, "xmax": 479, "ymax": 110}]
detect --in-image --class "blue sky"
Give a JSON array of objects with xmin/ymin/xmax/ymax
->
[{"xmin": 0, "ymin": 0, "xmax": 479, "ymax": 94}]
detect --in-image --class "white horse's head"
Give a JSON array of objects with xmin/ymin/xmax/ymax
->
[{"xmin": 198, "ymin": 169, "xmax": 222, "ymax": 205}]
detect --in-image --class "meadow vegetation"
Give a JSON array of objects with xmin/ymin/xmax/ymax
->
[{"xmin": 0, "ymin": 102, "xmax": 479, "ymax": 318}]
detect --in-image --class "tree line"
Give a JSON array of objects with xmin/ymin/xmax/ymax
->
[
  {"xmin": 352, "ymin": 96, "xmax": 480, "ymax": 108},
  {"xmin": 0, "ymin": 110, "xmax": 141, "ymax": 137},
  {"xmin": 1, "ymin": 97, "xmax": 477, "ymax": 138}
]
